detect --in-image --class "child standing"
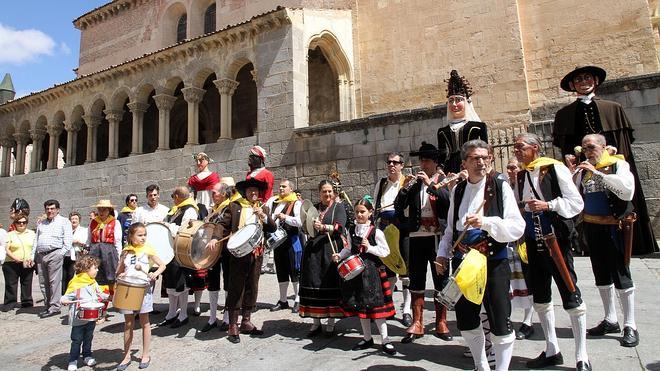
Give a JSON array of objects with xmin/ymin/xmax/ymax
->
[
  {"xmin": 115, "ymin": 223, "xmax": 165, "ymax": 370},
  {"xmin": 335, "ymin": 196, "xmax": 397, "ymax": 355},
  {"xmin": 61, "ymin": 255, "xmax": 108, "ymax": 371}
]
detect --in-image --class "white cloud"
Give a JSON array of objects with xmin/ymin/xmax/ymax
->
[
  {"xmin": 0, "ymin": 23, "xmax": 56, "ymax": 65},
  {"xmin": 60, "ymin": 42, "xmax": 71, "ymax": 55}
]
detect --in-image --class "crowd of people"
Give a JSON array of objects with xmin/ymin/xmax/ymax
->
[{"xmin": 0, "ymin": 66, "xmax": 655, "ymax": 371}]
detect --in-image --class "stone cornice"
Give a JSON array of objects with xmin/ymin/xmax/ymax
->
[
  {"xmin": 0, "ymin": 7, "xmax": 291, "ymax": 115},
  {"xmin": 73, "ymin": 0, "xmax": 150, "ymax": 31}
]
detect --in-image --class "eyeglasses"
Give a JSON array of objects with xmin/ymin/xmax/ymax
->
[
  {"xmin": 386, "ymin": 160, "xmax": 403, "ymax": 165},
  {"xmin": 506, "ymin": 165, "xmax": 518, "ymax": 170},
  {"xmin": 582, "ymin": 144, "xmax": 600, "ymax": 151},
  {"xmin": 15, "ymin": 221, "xmax": 27, "ymax": 225},
  {"xmin": 129, "ymin": 199, "xmax": 137, "ymax": 202}
]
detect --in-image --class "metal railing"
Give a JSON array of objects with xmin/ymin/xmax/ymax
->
[{"xmin": 489, "ymin": 120, "xmax": 560, "ymax": 172}]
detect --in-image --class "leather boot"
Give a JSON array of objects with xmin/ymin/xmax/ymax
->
[
  {"xmin": 434, "ymin": 300, "xmax": 453, "ymax": 341},
  {"xmin": 227, "ymin": 309, "xmax": 241, "ymax": 343},
  {"xmin": 240, "ymin": 308, "xmax": 264, "ymax": 335},
  {"xmin": 401, "ymin": 293, "xmax": 425, "ymax": 343}
]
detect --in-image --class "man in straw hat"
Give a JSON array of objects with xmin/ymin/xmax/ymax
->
[{"xmin": 553, "ymin": 65, "xmax": 657, "ymax": 255}]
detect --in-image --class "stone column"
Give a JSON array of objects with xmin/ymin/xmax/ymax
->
[
  {"xmin": 0, "ymin": 138, "xmax": 14, "ymax": 177},
  {"xmin": 127, "ymin": 102, "xmax": 149, "ymax": 155},
  {"xmin": 103, "ymin": 109, "xmax": 123, "ymax": 160},
  {"xmin": 12, "ymin": 133, "xmax": 29, "ymax": 175},
  {"xmin": 181, "ymin": 87, "xmax": 206, "ymax": 146},
  {"xmin": 213, "ymin": 78, "xmax": 239, "ymax": 140},
  {"xmin": 29, "ymin": 129, "xmax": 46, "ymax": 172},
  {"xmin": 64, "ymin": 120, "xmax": 81, "ymax": 166},
  {"xmin": 153, "ymin": 94, "xmax": 177, "ymax": 151},
  {"xmin": 83, "ymin": 115, "xmax": 101, "ymax": 164},
  {"xmin": 46, "ymin": 126, "xmax": 62, "ymax": 170}
]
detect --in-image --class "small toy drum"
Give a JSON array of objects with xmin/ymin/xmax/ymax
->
[
  {"xmin": 77, "ymin": 302, "xmax": 105, "ymax": 320},
  {"xmin": 337, "ymin": 254, "xmax": 365, "ymax": 281},
  {"xmin": 113, "ymin": 276, "xmax": 149, "ymax": 311}
]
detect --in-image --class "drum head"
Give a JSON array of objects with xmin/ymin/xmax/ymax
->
[
  {"xmin": 190, "ymin": 223, "xmax": 222, "ymax": 267},
  {"xmin": 118, "ymin": 275, "xmax": 150, "ymax": 287},
  {"xmin": 227, "ymin": 223, "xmax": 259, "ymax": 250},
  {"xmin": 81, "ymin": 302, "xmax": 104, "ymax": 309},
  {"xmin": 146, "ymin": 222, "xmax": 174, "ymax": 264}
]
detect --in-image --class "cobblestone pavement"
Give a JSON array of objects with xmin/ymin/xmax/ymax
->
[{"xmin": 1, "ymin": 255, "xmax": 659, "ymax": 371}]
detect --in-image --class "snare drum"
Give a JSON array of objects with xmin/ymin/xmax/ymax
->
[
  {"xmin": 113, "ymin": 276, "xmax": 150, "ymax": 311},
  {"xmin": 337, "ymin": 254, "xmax": 365, "ymax": 281},
  {"xmin": 435, "ymin": 274, "xmax": 463, "ymax": 310},
  {"xmin": 265, "ymin": 227, "xmax": 287, "ymax": 252},
  {"xmin": 174, "ymin": 220, "xmax": 222, "ymax": 269},
  {"xmin": 77, "ymin": 302, "xmax": 105, "ymax": 320},
  {"xmin": 227, "ymin": 223, "xmax": 263, "ymax": 258},
  {"xmin": 435, "ymin": 249, "xmax": 487, "ymax": 309},
  {"xmin": 145, "ymin": 222, "xmax": 174, "ymax": 265}
]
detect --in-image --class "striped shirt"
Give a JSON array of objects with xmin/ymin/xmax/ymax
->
[{"xmin": 32, "ymin": 214, "xmax": 73, "ymax": 259}]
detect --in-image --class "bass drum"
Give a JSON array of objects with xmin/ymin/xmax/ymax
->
[
  {"xmin": 174, "ymin": 220, "xmax": 222, "ymax": 269},
  {"xmin": 145, "ymin": 222, "xmax": 174, "ymax": 265}
]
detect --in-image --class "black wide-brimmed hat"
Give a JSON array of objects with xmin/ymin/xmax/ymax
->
[
  {"xmin": 560, "ymin": 66, "xmax": 606, "ymax": 92},
  {"xmin": 236, "ymin": 178, "xmax": 268, "ymax": 196},
  {"xmin": 410, "ymin": 141, "xmax": 440, "ymax": 160}
]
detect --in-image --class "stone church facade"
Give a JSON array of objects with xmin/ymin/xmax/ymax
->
[{"xmin": 0, "ymin": 0, "xmax": 658, "ymax": 230}]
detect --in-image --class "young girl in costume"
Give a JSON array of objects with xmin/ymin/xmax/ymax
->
[
  {"xmin": 115, "ymin": 223, "xmax": 166, "ymax": 370},
  {"xmin": 335, "ymin": 196, "xmax": 397, "ymax": 355}
]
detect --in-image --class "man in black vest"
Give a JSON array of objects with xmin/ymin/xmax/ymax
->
[
  {"xmin": 514, "ymin": 133, "xmax": 590, "ymax": 371},
  {"xmin": 436, "ymin": 139, "xmax": 524, "ymax": 371},
  {"xmin": 576, "ymin": 134, "xmax": 639, "ymax": 347},
  {"xmin": 395, "ymin": 142, "xmax": 452, "ymax": 343}
]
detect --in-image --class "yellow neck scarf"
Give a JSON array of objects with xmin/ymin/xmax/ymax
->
[
  {"xmin": 168, "ymin": 197, "xmax": 199, "ymax": 216},
  {"xmin": 120, "ymin": 206, "xmax": 136, "ymax": 213},
  {"xmin": 524, "ymin": 157, "xmax": 562, "ymax": 171},
  {"xmin": 594, "ymin": 151, "xmax": 625, "ymax": 170},
  {"xmin": 65, "ymin": 272, "xmax": 97, "ymax": 294},
  {"xmin": 274, "ymin": 192, "xmax": 298, "ymax": 204},
  {"xmin": 93, "ymin": 215, "xmax": 115, "ymax": 232},
  {"xmin": 122, "ymin": 242, "xmax": 157, "ymax": 257},
  {"xmin": 214, "ymin": 192, "xmax": 242, "ymax": 213}
]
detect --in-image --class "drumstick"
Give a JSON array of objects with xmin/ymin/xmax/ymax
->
[
  {"xmin": 326, "ymin": 232, "xmax": 338, "ymax": 255},
  {"xmin": 450, "ymin": 200, "xmax": 487, "ymax": 253}
]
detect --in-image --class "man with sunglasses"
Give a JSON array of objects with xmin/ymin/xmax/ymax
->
[
  {"xmin": 575, "ymin": 134, "xmax": 639, "ymax": 348},
  {"xmin": 553, "ymin": 66, "xmax": 657, "ymax": 255},
  {"xmin": 513, "ymin": 133, "xmax": 590, "ymax": 371}
]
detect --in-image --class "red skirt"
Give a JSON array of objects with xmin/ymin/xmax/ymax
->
[{"xmin": 342, "ymin": 266, "xmax": 396, "ymax": 319}]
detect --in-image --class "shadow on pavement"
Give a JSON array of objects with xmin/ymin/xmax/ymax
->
[{"xmin": 42, "ymin": 347, "xmax": 127, "ymax": 371}]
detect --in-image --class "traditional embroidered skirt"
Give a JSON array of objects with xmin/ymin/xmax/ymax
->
[
  {"xmin": 341, "ymin": 259, "xmax": 396, "ymax": 320},
  {"xmin": 298, "ymin": 234, "xmax": 344, "ymax": 318}
]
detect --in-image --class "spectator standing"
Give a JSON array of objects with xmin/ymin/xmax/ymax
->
[{"xmin": 2, "ymin": 216, "xmax": 36, "ymax": 310}]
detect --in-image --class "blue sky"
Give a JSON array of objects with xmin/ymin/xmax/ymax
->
[{"xmin": 0, "ymin": 1, "xmax": 109, "ymax": 98}]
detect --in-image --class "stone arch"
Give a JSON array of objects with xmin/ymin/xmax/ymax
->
[
  {"xmin": 163, "ymin": 76, "xmax": 185, "ymax": 96},
  {"xmin": 33, "ymin": 115, "xmax": 48, "ymax": 171},
  {"xmin": 190, "ymin": 0, "xmax": 216, "ymax": 37},
  {"xmin": 50, "ymin": 110, "xmax": 66, "ymax": 169},
  {"xmin": 88, "ymin": 96, "xmax": 107, "ymax": 116},
  {"xmin": 110, "ymin": 87, "xmax": 132, "ymax": 110},
  {"xmin": 232, "ymin": 62, "xmax": 257, "ymax": 139},
  {"xmin": 170, "ymin": 81, "xmax": 187, "ymax": 149},
  {"xmin": 224, "ymin": 53, "xmax": 255, "ymax": 81},
  {"xmin": 308, "ymin": 31, "xmax": 354, "ymax": 123},
  {"xmin": 18, "ymin": 120, "xmax": 30, "ymax": 135},
  {"xmin": 88, "ymin": 98, "xmax": 109, "ymax": 162},
  {"xmin": 190, "ymin": 65, "xmax": 218, "ymax": 88},
  {"xmin": 199, "ymin": 72, "xmax": 220, "ymax": 143},
  {"xmin": 161, "ymin": 2, "xmax": 188, "ymax": 47},
  {"xmin": 70, "ymin": 105, "xmax": 86, "ymax": 165},
  {"xmin": 137, "ymin": 84, "xmax": 159, "ymax": 154},
  {"xmin": 135, "ymin": 83, "xmax": 156, "ymax": 104},
  {"xmin": 34, "ymin": 115, "xmax": 48, "ymax": 132}
]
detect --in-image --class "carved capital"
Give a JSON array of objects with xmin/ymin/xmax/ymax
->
[
  {"xmin": 181, "ymin": 87, "xmax": 206, "ymax": 104},
  {"xmin": 213, "ymin": 79, "xmax": 239, "ymax": 95},
  {"xmin": 0, "ymin": 137, "xmax": 15, "ymax": 148},
  {"xmin": 29, "ymin": 129, "xmax": 46, "ymax": 142},
  {"xmin": 103, "ymin": 109, "xmax": 124, "ymax": 123},
  {"xmin": 82, "ymin": 114, "xmax": 102, "ymax": 128},
  {"xmin": 127, "ymin": 102, "xmax": 149, "ymax": 114},
  {"xmin": 13, "ymin": 133, "xmax": 31, "ymax": 145},
  {"xmin": 46, "ymin": 125, "xmax": 64, "ymax": 137},
  {"xmin": 153, "ymin": 94, "xmax": 177, "ymax": 111},
  {"xmin": 64, "ymin": 119, "xmax": 83, "ymax": 132}
]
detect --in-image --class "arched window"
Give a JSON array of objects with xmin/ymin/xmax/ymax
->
[
  {"xmin": 177, "ymin": 14, "xmax": 187, "ymax": 42},
  {"xmin": 204, "ymin": 4, "xmax": 216, "ymax": 34}
]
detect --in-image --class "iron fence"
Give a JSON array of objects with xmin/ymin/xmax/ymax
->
[{"xmin": 489, "ymin": 120, "xmax": 560, "ymax": 172}]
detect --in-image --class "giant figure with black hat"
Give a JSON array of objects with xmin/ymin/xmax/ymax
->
[
  {"xmin": 553, "ymin": 66, "xmax": 657, "ymax": 255},
  {"xmin": 394, "ymin": 141, "xmax": 452, "ymax": 343},
  {"xmin": 437, "ymin": 70, "xmax": 488, "ymax": 174}
]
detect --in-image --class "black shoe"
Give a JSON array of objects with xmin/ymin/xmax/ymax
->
[
  {"xmin": 200, "ymin": 321, "xmax": 218, "ymax": 333},
  {"xmin": 242, "ymin": 327, "xmax": 264, "ymax": 336},
  {"xmin": 170, "ymin": 318, "xmax": 189, "ymax": 329},
  {"xmin": 516, "ymin": 323, "xmax": 534, "ymax": 340},
  {"xmin": 381, "ymin": 342, "xmax": 397, "ymax": 355},
  {"xmin": 270, "ymin": 301, "xmax": 290, "ymax": 312},
  {"xmin": 192, "ymin": 308, "xmax": 201, "ymax": 316},
  {"xmin": 20, "ymin": 302, "xmax": 33, "ymax": 308},
  {"xmin": 587, "ymin": 320, "xmax": 620, "ymax": 336},
  {"xmin": 38, "ymin": 309, "xmax": 50, "ymax": 316},
  {"xmin": 400, "ymin": 333, "xmax": 422, "ymax": 344},
  {"xmin": 218, "ymin": 322, "xmax": 229, "ymax": 332},
  {"xmin": 526, "ymin": 351, "xmax": 564, "ymax": 368},
  {"xmin": 150, "ymin": 309, "xmax": 161, "ymax": 315},
  {"xmin": 227, "ymin": 334, "xmax": 240, "ymax": 343},
  {"xmin": 157, "ymin": 317, "xmax": 177, "ymax": 327},
  {"xmin": 39, "ymin": 310, "xmax": 61, "ymax": 318},
  {"xmin": 352, "ymin": 338, "xmax": 374, "ymax": 351},
  {"xmin": 1, "ymin": 304, "xmax": 16, "ymax": 312},
  {"xmin": 576, "ymin": 361, "xmax": 592, "ymax": 371},
  {"xmin": 307, "ymin": 326, "xmax": 323, "ymax": 338},
  {"xmin": 435, "ymin": 331, "xmax": 453, "ymax": 341},
  {"xmin": 291, "ymin": 303, "xmax": 299, "ymax": 313},
  {"xmin": 401, "ymin": 313, "xmax": 412, "ymax": 327},
  {"xmin": 621, "ymin": 326, "xmax": 639, "ymax": 347}
]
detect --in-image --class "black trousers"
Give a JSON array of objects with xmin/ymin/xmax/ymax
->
[
  {"xmin": 274, "ymin": 239, "xmax": 299, "ymax": 283},
  {"xmin": 452, "ymin": 257, "xmax": 513, "ymax": 336},
  {"xmin": 207, "ymin": 247, "xmax": 230, "ymax": 292},
  {"xmin": 408, "ymin": 235, "xmax": 447, "ymax": 292},
  {"xmin": 584, "ymin": 222, "xmax": 633, "ymax": 289},
  {"xmin": 2, "ymin": 262, "xmax": 34, "ymax": 306},
  {"xmin": 525, "ymin": 234, "xmax": 582, "ymax": 309},
  {"xmin": 62, "ymin": 256, "xmax": 75, "ymax": 295}
]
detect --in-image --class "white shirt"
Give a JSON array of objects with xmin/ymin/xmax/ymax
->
[
  {"xmin": 578, "ymin": 160, "xmax": 635, "ymax": 201},
  {"xmin": 71, "ymin": 226, "xmax": 89, "ymax": 260},
  {"xmin": 409, "ymin": 182, "xmax": 439, "ymax": 238},
  {"xmin": 339, "ymin": 222, "xmax": 390, "ymax": 259},
  {"xmin": 519, "ymin": 164, "xmax": 584, "ymax": 219},
  {"xmin": 372, "ymin": 175, "xmax": 403, "ymax": 212},
  {"xmin": 437, "ymin": 176, "xmax": 525, "ymax": 258},
  {"xmin": 0, "ymin": 228, "xmax": 7, "ymax": 263},
  {"xmin": 265, "ymin": 196, "xmax": 302, "ymax": 228},
  {"xmin": 134, "ymin": 203, "xmax": 169, "ymax": 224},
  {"xmin": 169, "ymin": 208, "xmax": 199, "ymax": 237}
]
